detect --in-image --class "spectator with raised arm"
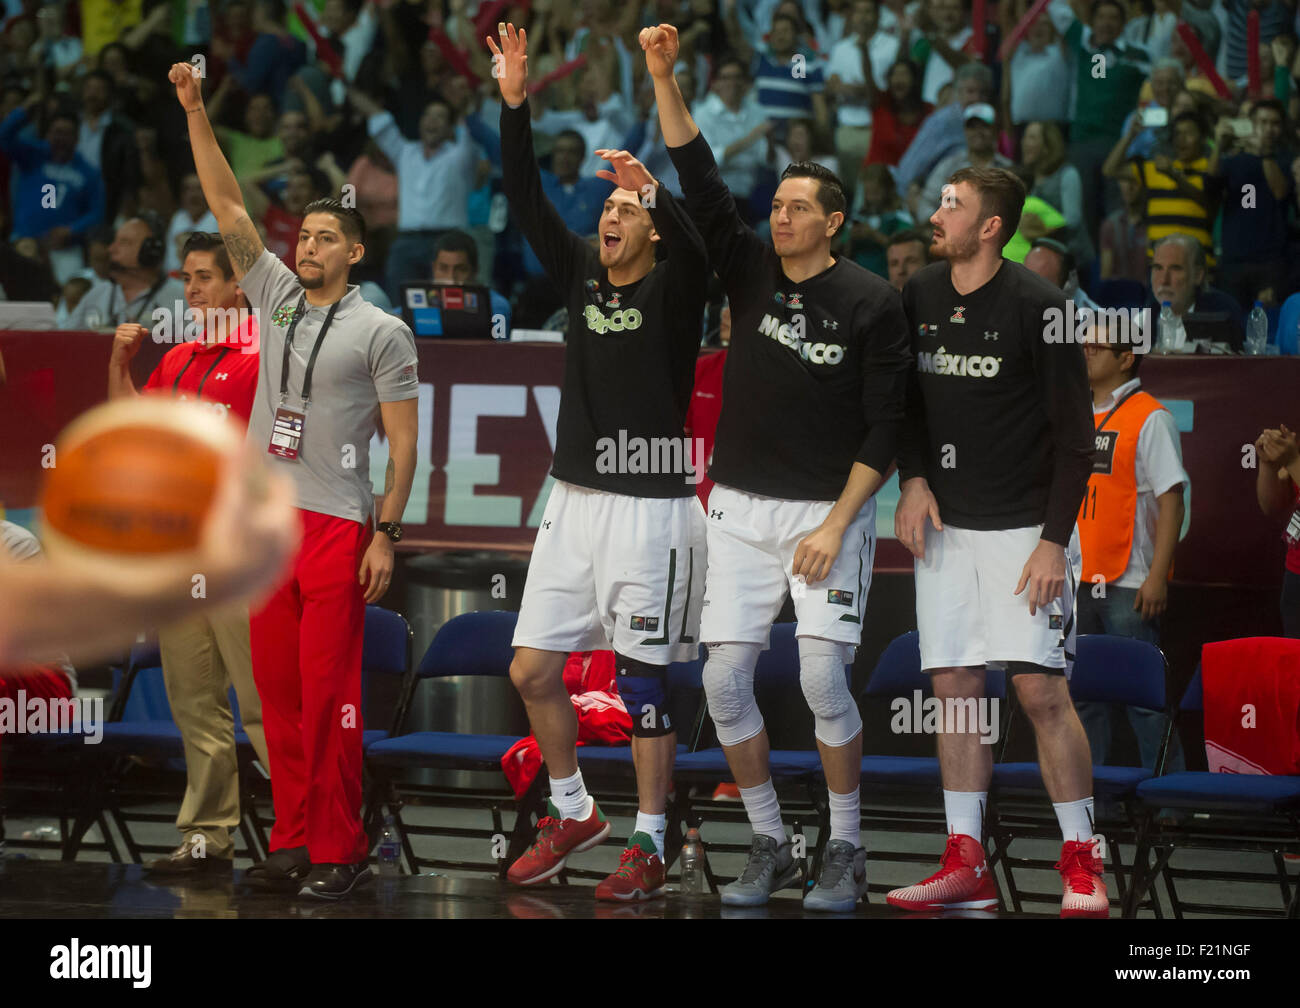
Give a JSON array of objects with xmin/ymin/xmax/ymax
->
[
  {"xmin": 1210, "ymin": 98, "xmax": 1292, "ymax": 308},
  {"xmin": 0, "ymin": 95, "xmax": 104, "ymax": 284},
  {"xmin": 348, "ymin": 85, "xmax": 483, "ymax": 302}
]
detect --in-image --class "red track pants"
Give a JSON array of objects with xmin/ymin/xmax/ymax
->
[{"xmin": 250, "ymin": 508, "xmax": 370, "ymax": 864}]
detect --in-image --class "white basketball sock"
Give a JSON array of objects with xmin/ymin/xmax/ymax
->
[
  {"xmin": 943, "ymin": 789, "xmax": 987, "ymax": 842},
  {"xmin": 549, "ymin": 770, "xmax": 592, "ymax": 822},
  {"xmin": 1054, "ymin": 796, "xmax": 1096, "ymax": 842},
  {"xmin": 739, "ymin": 779, "xmax": 786, "ymax": 843},
  {"xmin": 828, "ymin": 787, "xmax": 861, "ymax": 847},
  {"xmin": 634, "ymin": 811, "xmax": 667, "ymax": 858}
]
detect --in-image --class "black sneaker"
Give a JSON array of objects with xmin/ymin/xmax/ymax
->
[
  {"xmin": 242, "ymin": 846, "xmax": 311, "ymax": 891},
  {"xmin": 298, "ymin": 862, "xmax": 373, "ymax": 901}
]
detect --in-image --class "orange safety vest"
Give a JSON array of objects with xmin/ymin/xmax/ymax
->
[{"xmin": 1077, "ymin": 388, "xmax": 1171, "ymax": 585}]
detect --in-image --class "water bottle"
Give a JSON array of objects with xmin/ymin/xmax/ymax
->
[
  {"xmin": 376, "ymin": 815, "xmax": 402, "ymax": 876},
  {"xmin": 679, "ymin": 827, "xmax": 705, "ymax": 894},
  {"xmin": 1246, "ymin": 301, "xmax": 1268, "ymax": 355},
  {"xmin": 1157, "ymin": 301, "xmax": 1176, "ymax": 354}
]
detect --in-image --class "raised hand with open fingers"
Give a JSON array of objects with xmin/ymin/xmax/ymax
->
[
  {"xmin": 594, "ymin": 149, "xmax": 656, "ymax": 197},
  {"xmin": 485, "ymin": 21, "xmax": 528, "ymax": 107},
  {"xmin": 639, "ymin": 23, "xmax": 680, "ymax": 80}
]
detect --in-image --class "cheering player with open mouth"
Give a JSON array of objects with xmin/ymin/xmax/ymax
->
[
  {"xmin": 889, "ymin": 167, "xmax": 1101, "ymax": 917},
  {"xmin": 647, "ymin": 24, "xmax": 911, "ymax": 911},
  {"xmin": 488, "ymin": 22, "xmax": 708, "ymax": 902}
]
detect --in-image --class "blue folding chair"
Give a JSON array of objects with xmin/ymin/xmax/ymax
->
[
  {"xmin": 857, "ymin": 631, "xmax": 1009, "ymax": 899},
  {"xmin": 988, "ymin": 634, "xmax": 1171, "ymax": 915},
  {"xmin": 1124, "ymin": 655, "xmax": 1300, "ymax": 919},
  {"xmin": 91, "ymin": 606, "xmax": 411, "ymax": 865},
  {"xmin": 363, "ymin": 610, "xmax": 526, "ymax": 874}
]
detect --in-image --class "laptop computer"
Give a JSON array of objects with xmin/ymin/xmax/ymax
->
[{"xmin": 401, "ymin": 283, "xmax": 500, "ymax": 340}]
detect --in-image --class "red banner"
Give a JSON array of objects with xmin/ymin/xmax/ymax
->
[{"xmin": 0, "ymin": 333, "xmax": 1293, "ymax": 587}]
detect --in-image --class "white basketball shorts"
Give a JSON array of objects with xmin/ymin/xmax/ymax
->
[
  {"xmin": 915, "ymin": 523, "xmax": 1079, "ymax": 676},
  {"xmin": 513, "ymin": 480, "xmax": 706, "ymax": 664},
  {"xmin": 699, "ymin": 483, "xmax": 876, "ymax": 648}
]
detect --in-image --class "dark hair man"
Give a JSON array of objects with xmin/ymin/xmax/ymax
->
[
  {"xmin": 488, "ymin": 23, "xmax": 708, "ymax": 903},
  {"xmin": 173, "ymin": 59, "xmax": 420, "ymax": 901},
  {"xmin": 648, "ymin": 23, "xmax": 911, "ymax": 912},
  {"xmin": 889, "ymin": 165, "xmax": 1099, "ymax": 917},
  {"xmin": 106, "ymin": 231, "xmax": 269, "ymax": 877}
]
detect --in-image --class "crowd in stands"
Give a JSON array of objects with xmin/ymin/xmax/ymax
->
[{"xmin": 4, "ymin": 0, "xmax": 1300, "ymax": 343}]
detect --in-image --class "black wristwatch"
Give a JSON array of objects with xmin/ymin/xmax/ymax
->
[{"xmin": 377, "ymin": 521, "xmax": 403, "ymax": 544}]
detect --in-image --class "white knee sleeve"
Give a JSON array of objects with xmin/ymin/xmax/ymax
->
[
  {"xmin": 798, "ymin": 636, "xmax": 862, "ymax": 747},
  {"xmin": 702, "ymin": 642, "xmax": 764, "ymax": 746}
]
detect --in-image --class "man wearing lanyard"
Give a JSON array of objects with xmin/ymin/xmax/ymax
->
[
  {"xmin": 173, "ymin": 60, "xmax": 421, "ymax": 900},
  {"xmin": 65, "ymin": 215, "xmax": 186, "ymax": 330},
  {"xmin": 106, "ymin": 231, "xmax": 268, "ymax": 877}
]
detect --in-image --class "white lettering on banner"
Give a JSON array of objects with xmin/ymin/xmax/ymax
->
[
  {"xmin": 525, "ymin": 386, "xmax": 561, "ymax": 528},
  {"xmin": 444, "ymin": 384, "xmax": 528, "ymax": 526}
]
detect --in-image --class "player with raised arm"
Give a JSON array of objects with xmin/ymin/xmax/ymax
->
[
  {"xmin": 645, "ymin": 24, "xmax": 911, "ymax": 911},
  {"xmin": 487, "ymin": 23, "xmax": 709, "ymax": 902},
  {"xmin": 888, "ymin": 166, "xmax": 1101, "ymax": 917},
  {"xmin": 171, "ymin": 60, "xmax": 420, "ymax": 900}
]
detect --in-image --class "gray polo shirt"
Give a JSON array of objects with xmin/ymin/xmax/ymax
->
[
  {"xmin": 240, "ymin": 250, "xmax": 419, "ymax": 525},
  {"xmin": 64, "ymin": 275, "xmax": 187, "ymax": 330}
]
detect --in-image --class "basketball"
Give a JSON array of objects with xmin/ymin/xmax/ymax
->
[{"xmin": 38, "ymin": 397, "xmax": 245, "ymax": 569}]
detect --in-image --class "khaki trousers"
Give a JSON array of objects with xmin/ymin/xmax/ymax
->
[{"xmin": 158, "ymin": 607, "xmax": 268, "ymax": 857}]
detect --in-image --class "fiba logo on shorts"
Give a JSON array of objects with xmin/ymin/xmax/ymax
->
[
  {"xmin": 915, "ymin": 347, "xmax": 1001, "ymax": 378},
  {"xmin": 583, "ymin": 304, "xmax": 643, "ymax": 335}
]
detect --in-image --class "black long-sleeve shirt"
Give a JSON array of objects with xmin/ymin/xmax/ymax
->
[
  {"xmin": 897, "ymin": 260, "xmax": 1094, "ymax": 545},
  {"xmin": 500, "ymin": 100, "xmax": 708, "ymax": 498},
  {"xmin": 666, "ymin": 131, "xmax": 911, "ymax": 501}
]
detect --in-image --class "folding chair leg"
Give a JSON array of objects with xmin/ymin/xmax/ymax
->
[
  {"xmin": 1273, "ymin": 850, "xmax": 1293, "ymax": 912},
  {"xmin": 505, "ymin": 777, "xmax": 547, "ymax": 875}
]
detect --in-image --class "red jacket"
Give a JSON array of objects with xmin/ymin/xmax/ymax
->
[
  {"xmin": 501, "ymin": 651, "xmax": 632, "ymax": 797},
  {"xmin": 1202, "ymin": 637, "xmax": 1300, "ymax": 775}
]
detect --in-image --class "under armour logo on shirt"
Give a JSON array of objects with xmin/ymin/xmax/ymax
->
[
  {"xmin": 709, "ymin": 510, "xmax": 723, "ymax": 520},
  {"xmin": 213, "ymin": 372, "xmax": 230, "ymax": 380},
  {"xmin": 542, "ymin": 520, "xmax": 552, "ymax": 529}
]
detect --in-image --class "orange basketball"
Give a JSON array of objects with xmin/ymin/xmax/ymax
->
[{"xmin": 39, "ymin": 398, "xmax": 244, "ymax": 568}]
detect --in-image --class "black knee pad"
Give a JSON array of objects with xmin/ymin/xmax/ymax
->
[
  {"xmin": 615, "ymin": 653, "xmax": 673, "ymax": 737},
  {"xmin": 1004, "ymin": 661, "xmax": 1066, "ymax": 678}
]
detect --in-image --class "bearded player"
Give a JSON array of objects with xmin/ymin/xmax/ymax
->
[
  {"xmin": 487, "ymin": 23, "xmax": 708, "ymax": 901},
  {"xmin": 648, "ymin": 24, "xmax": 911, "ymax": 911},
  {"xmin": 888, "ymin": 166, "xmax": 1103, "ymax": 917}
]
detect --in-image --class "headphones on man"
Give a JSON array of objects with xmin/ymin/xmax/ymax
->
[{"xmin": 135, "ymin": 212, "xmax": 166, "ymax": 270}]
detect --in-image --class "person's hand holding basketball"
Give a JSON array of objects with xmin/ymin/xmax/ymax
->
[
  {"xmin": 169, "ymin": 60, "xmax": 204, "ymax": 113},
  {"xmin": 486, "ymin": 22, "xmax": 528, "ymax": 107},
  {"xmin": 111, "ymin": 323, "xmax": 147, "ymax": 365},
  {"xmin": 639, "ymin": 24, "xmax": 679, "ymax": 80}
]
